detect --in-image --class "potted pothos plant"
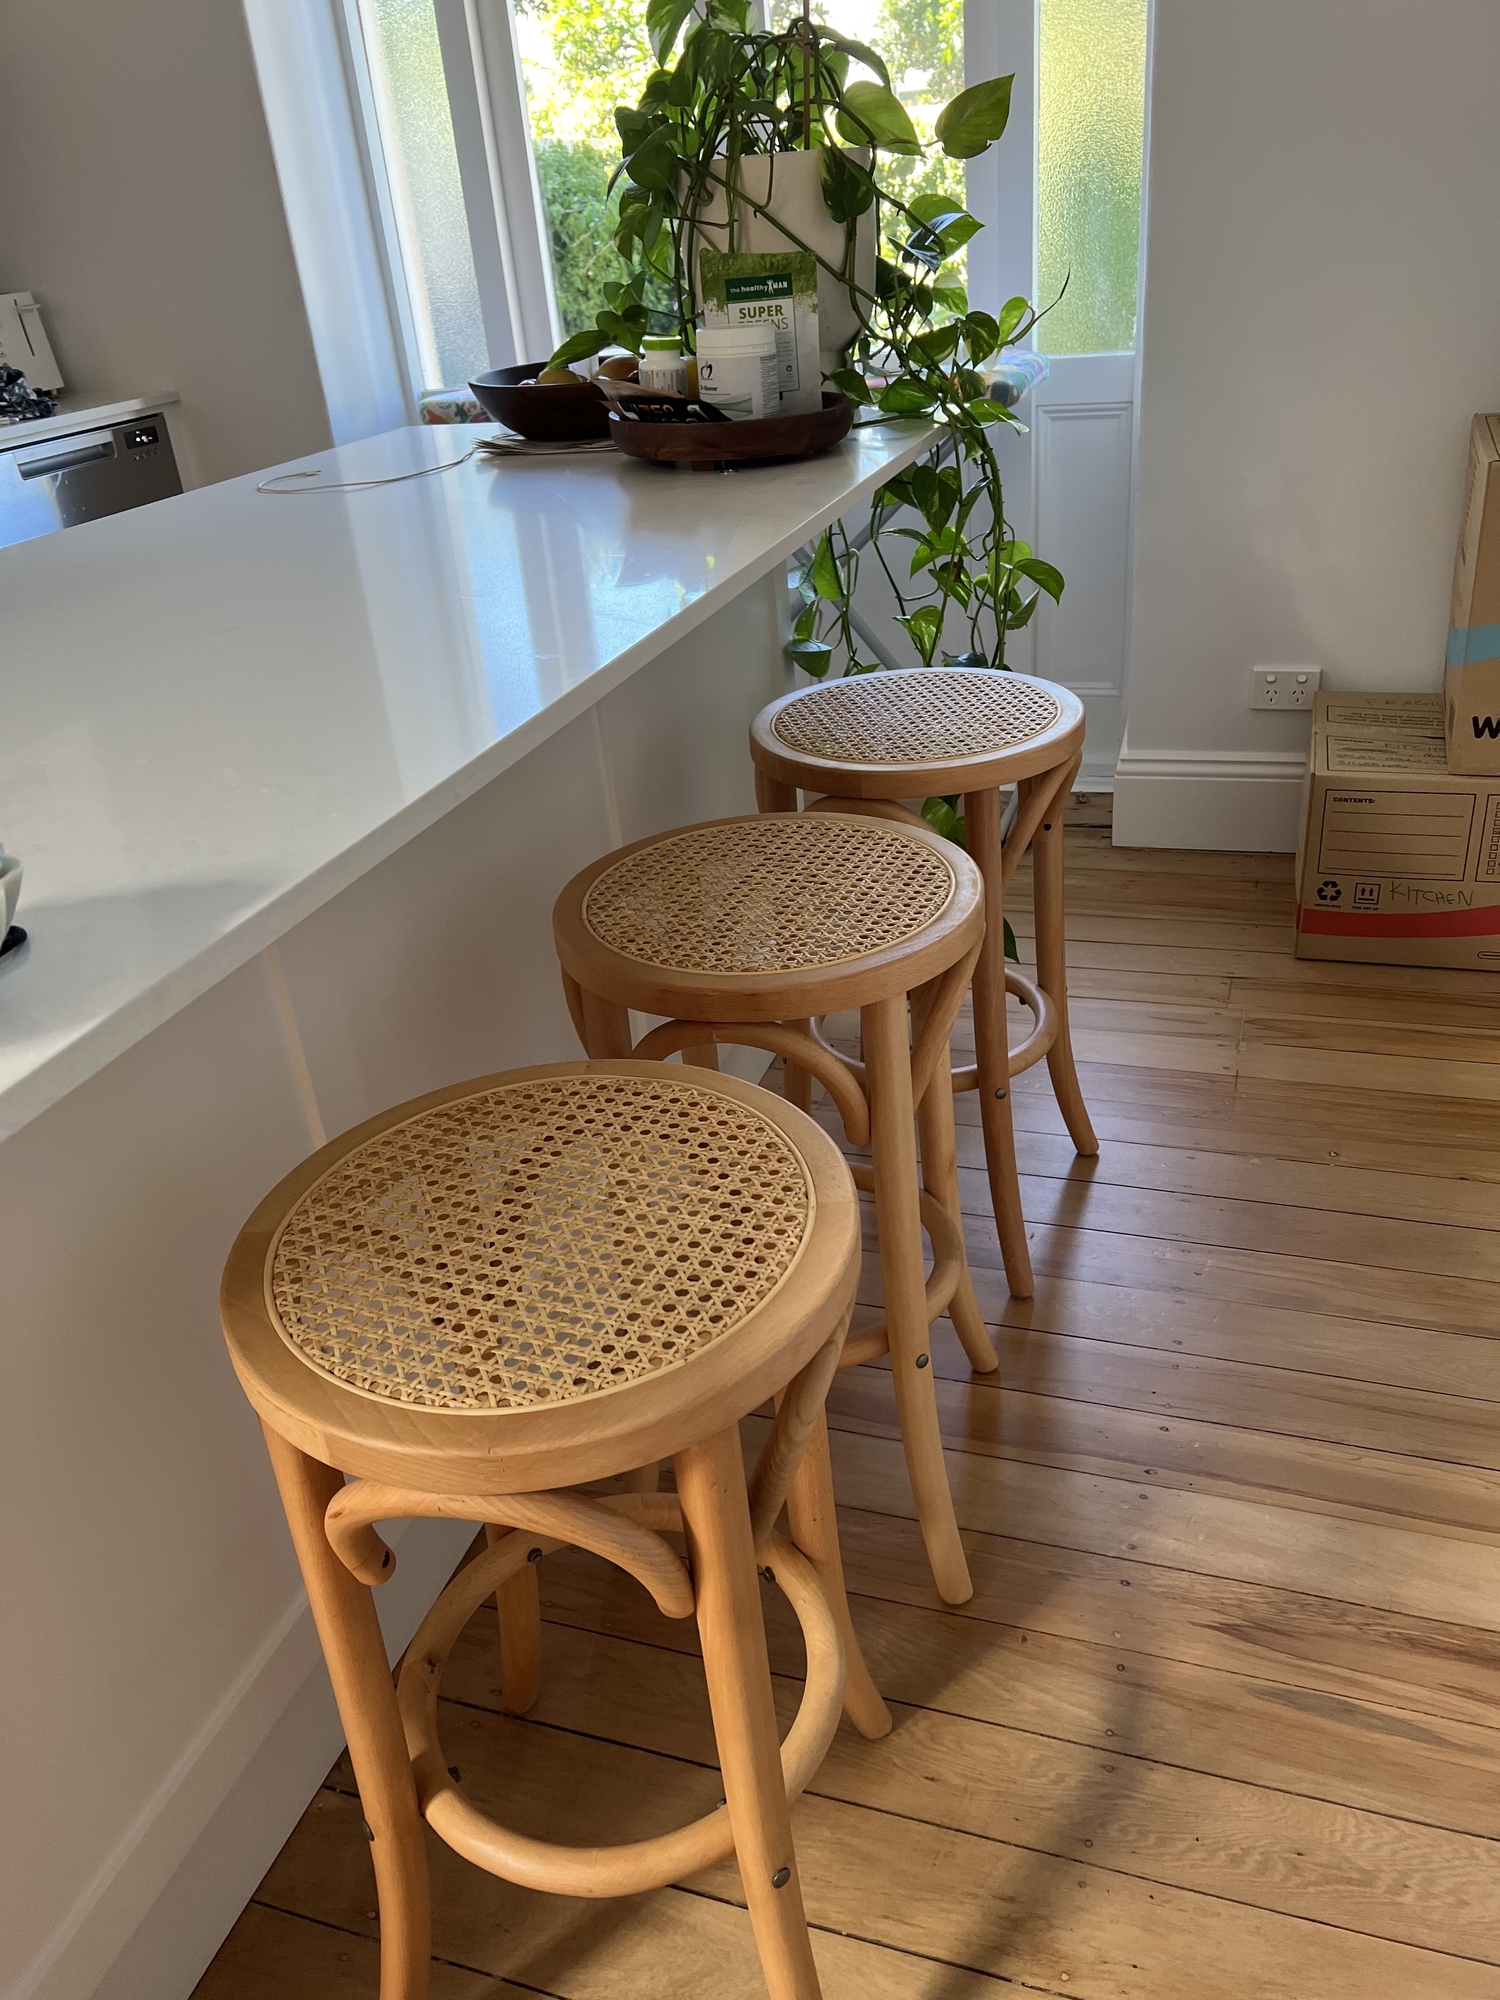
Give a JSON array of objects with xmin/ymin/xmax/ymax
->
[{"xmin": 553, "ymin": 0, "xmax": 1064, "ymax": 855}]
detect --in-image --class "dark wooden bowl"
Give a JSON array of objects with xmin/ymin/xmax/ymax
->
[
  {"xmin": 469, "ymin": 363, "xmax": 611, "ymax": 442},
  {"xmin": 608, "ymin": 392, "xmax": 854, "ymax": 467}
]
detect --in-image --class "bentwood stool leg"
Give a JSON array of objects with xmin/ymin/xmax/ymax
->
[
  {"xmin": 964, "ymin": 788, "xmax": 1035, "ymax": 1299},
  {"xmin": 1031, "ymin": 758, "xmax": 1098, "ymax": 1157},
  {"xmin": 484, "ymin": 1524, "xmax": 542, "ymax": 1714},
  {"xmin": 262, "ymin": 1427, "xmax": 432, "ymax": 2000},
  {"xmin": 862, "ymin": 993, "xmax": 972, "ymax": 1604},
  {"xmin": 783, "ymin": 1407, "xmax": 893, "ymax": 1739},
  {"xmin": 755, "ymin": 770, "xmax": 799, "ymax": 814},
  {"xmin": 676, "ymin": 1427, "xmax": 823, "ymax": 2000},
  {"xmin": 754, "ymin": 777, "xmax": 814, "ymax": 1122},
  {"xmin": 912, "ymin": 981, "xmax": 999, "ymax": 1377}
]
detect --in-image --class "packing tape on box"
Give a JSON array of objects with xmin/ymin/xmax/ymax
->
[{"xmin": 1446, "ymin": 621, "xmax": 1500, "ymax": 667}]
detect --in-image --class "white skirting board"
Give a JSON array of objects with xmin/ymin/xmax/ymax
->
[{"xmin": 1111, "ymin": 747, "xmax": 1307, "ymax": 852}]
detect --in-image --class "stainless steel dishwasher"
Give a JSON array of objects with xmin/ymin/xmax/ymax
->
[{"xmin": 0, "ymin": 413, "xmax": 182, "ymax": 551}]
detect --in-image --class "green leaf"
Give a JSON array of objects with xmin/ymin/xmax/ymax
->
[
  {"xmin": 909, "ymin": 524, "xmax": 965, "ymax": 577},
  {"xmin": 666, "ymin": 57, "xmax": 697, "ymax": 107},
  {"xmin": 1016, "ymin": 557, "xmax": 1065, "ymax": 602},
  {"xmin": 706, "ymin": 0, "xmax": 750, "ymax": 28},
  {"xmin": 875, "ymin": 257, "xmax": 908, "ymax": 302},
  {"xmin": 828, "ymin": 367, "xmax": 875, "ymax": 406},
  {"xmin": 898, "ymin": 604, "xmax": 944, "ymax": 662},
  {"xmin": 876, "ymin": 469, "xmax": 918, "ymax": 511},
  {"xmin": 921, "ymin": 796, "xmax": 965, "ymax": 846},
  {"xmin": 878, "ymin": 378, "xmax": 938, "ymax": 415},
  {"xmin": 792, "ymin": 603, "xmax": 819, "ymax": 642},
  {"xmin": 909, "ymin": 462, "xmax": 950, "ymax": 526},
  {"xmin": 963, "ymin": 311, "xmax": 999, "ymax": 363},
  {"xmin": 1003, "ymin": 591, "xmax": 1041, "ymax": 630},
  {"xmin": 615, "ymin": 107, "xmax": 652, "ymax": 151},
  {"xmin": 1003, "ymin": 917, "xmax": 1019, "ymax": 962},
  {"xmin": 835, "ymin": 80, "xmax": 921, "ymax": 155},
  {"xmin": 785, "ymin": 639, "xmax": 834, "ymax": 677},
  {"xmin": 819, "ymin": 145, "xmax": 876, "ymax": 222},
  {"xmin": 820, "ymin": 32, "xmax": 891, "ymax": 87},
  {"xmin": 935, "ymin": 74, "xmax": 1015, "ymax": 159},
  {"xmin": 997, "ymin": 295, "xmax": 1030, "ymax": 342},
  {"xmin": 626, "ymin": 126, "xmax": 679, "ymax": 191},
  {"xmin": 908, "ymin": 324, "xmax": 960, "ymax": 367},
  {"xmin": 907, "ymin": 192, "xmax": 982, "ymax": 251},
  {"xmin": 549, "ymin": 328, "xmax": 608, "ymax": 366},
  {"xmin": 931, "ymin": 284, "xmax": 969, "ymax": 317},
  {"xmin": 942, "ymin": 651, "xmax": 989, "ymax": 672},
  {"xmin": 810, "ymin": 533, "xmax": 845, "ymax": 603},
  {"xmin": 645, "ymin": 0, "xmax": 696, "ymax": 63},
  {"xmin": 965, "ymin": 398, "xmax": 1010, "ymax": 426}
]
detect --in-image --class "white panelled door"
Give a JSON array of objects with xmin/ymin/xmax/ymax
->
[
  {"xmin": 966, "ymin": 0, "xmax": 1144, "ymax": 787},
  {"xmin": 1011, "ymin": 351, "xmax": 1137, "ymax": 784}
]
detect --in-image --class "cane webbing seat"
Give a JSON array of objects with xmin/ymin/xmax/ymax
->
[
  {"xmin": 580, "ymin": 812, "xmax": 956, "ymax": 974},
  {"xmin": 557, "ymin": 812, "xmax": 979, "ymax": 1032},
  {"xmin": 267, "ymin": 1072, "xmax": 815, "ymax": 1414},
  {"xmin": 770, "ymin": 667, "xmax": 1061, "ymax": 764},
  {"xmin": 222, "ymin": 1059, "xmax": 885, "ymax": 2000}
]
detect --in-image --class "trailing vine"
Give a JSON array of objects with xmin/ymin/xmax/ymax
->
[{"xmin": 553, "ymin": 0, "xmax": 1064, "ymax": 865}]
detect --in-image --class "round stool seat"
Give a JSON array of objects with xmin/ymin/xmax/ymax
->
[
  {"xmin": 751, "ymin": 664, "xmax": 1084, "ymax": 797},
  {"xmin": 221, "ymin": 1060, "xmax": 859, "ymax": 1495},
  {"xmin": 555, "ymin": 810, "xmax": 983, "ymax": 1022},
  {"xmin": 222, "ymin": 1059, "xmax": 886, "ymax": 1999}
]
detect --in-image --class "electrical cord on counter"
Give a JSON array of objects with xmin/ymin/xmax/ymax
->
[{"xmin": 256, "ymin": 444, "xmax": 484, "ymax": 494}]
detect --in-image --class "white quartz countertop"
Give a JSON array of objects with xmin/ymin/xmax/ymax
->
[{"xmin": 0, "ymin": 419, "xmax": 933, "ymax": 1138}]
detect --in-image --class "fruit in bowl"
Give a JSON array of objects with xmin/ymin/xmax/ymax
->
[{"xmin": 468, "ymin": 362, "xmax": 611, "ymax": 441}]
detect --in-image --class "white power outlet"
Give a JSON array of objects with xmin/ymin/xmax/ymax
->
[{"xmin": 1251, "ymin": 666, "xmax": 1322, "ymax": 711}]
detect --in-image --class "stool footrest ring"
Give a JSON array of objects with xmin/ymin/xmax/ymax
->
[
  {"xmin": 394, "ymin": 1504, "xmax": 845, "ymax": 1899},
  {"xmin": 838, "ymin": 1163, "xmax": 963, "ymax": 1368},
  {"xmin": 951, "ymin": 967, "xmax": 1058, "ymax": 1092}
]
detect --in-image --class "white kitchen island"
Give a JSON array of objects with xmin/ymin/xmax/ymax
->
[{"xmin": 0, "ymin": 420, "xmax": 931, "ymax": 2000}]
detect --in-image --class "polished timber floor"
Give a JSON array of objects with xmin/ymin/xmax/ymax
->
[{"xmin": 196, "ymin": 801, "xmax": 1500, "ymax": 2000}]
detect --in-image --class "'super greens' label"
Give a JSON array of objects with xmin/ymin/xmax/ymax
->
[{"xmin": 699, "ymin": 251, "xmax": 822, "ymax": 416}]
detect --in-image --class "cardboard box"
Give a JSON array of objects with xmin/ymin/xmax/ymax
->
[
  {"xmin": 1295, "ymin": 692, "xmax": 1500, "ymax": 968},
  {"xmin": 1445, "ymin": 414, "xmax": 1500, "ymax": 773}
]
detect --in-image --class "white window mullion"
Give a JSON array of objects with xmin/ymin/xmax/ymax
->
[
  {"xmin": 964, "ymin": 0, "xmax": 1036, "ymax": 321},
  {"xmin": 438, "ymin": 0, "xmax": 560, "ymax": 370}
]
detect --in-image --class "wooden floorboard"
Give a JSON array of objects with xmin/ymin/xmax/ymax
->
[{"xmin": 196, "ymin": 810, "xmax": 1500, "ymax": 1999}]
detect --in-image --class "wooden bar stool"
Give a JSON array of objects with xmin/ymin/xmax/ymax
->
[
  {"xmin": 220, "ymin": 1059, "xmax": 892, "ymax": 2000},
  {"xmin": 750, "ymin": 666, "xmax": 1099, "ymax": 1300},
  {"xmin": 553, "ymin": 811, "xmax": 992, "ymax": 1605}
]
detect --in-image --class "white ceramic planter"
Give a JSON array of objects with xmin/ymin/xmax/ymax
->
[{"xmin": 690, "ymin": 147, "xmax": 877, "ymax": 377}]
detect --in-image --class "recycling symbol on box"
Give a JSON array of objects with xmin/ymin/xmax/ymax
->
[{"xmin": 1316, "ymin": 880, "xmax": 1342, "ymax": 904}]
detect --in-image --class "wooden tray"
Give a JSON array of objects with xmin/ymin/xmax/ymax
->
[{"xmin": 608, "ymin": 392, "xmax": 854, "ymax": 468}]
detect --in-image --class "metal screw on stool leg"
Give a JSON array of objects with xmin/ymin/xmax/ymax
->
[{"xmin": 772, "ymin": 1867, "xmax": 792, "ymax": 1888}]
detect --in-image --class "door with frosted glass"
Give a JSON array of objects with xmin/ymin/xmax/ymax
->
[
  {"xmin": 766, "ymin": 0, "xmax": 1146, "ymax": 784},
  {"xmin": 973, "ymin": 0, "xmax": 1148, "ymax": 783}
]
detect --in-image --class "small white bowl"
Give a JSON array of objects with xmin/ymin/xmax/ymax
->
[{"xmin": 0, "ymin": 852, "xmax": 23, "ymax": 935}]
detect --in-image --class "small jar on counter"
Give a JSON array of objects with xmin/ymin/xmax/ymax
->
[
  {"xmin": 638, "ymin": 336, "xmax": 689, "ymax": 396},
  {"xmin": 695, "ymin": 326, "xmax": 779, "ymax": 420}
]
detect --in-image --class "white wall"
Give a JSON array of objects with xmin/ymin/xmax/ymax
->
[
  {"xmin": 0, "ymin": 0, "xmax": 331, "ymax": 485},
  {"xmin": 1116, "ymin": 0, "xmax": 1500, "ymax": 849}
]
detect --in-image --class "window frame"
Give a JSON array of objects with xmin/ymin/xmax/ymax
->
[{"xmin": 336, "ymin": 0, "xmax": 560, "ymax": 396}]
